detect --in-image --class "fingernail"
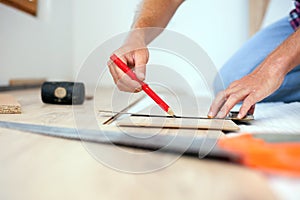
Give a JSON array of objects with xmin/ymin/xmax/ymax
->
[
  {"xmin": 207, "ymin": 112, "xmax": 213, "ymax": 118},
  {"xmin": 134, "ymin": 88, "xmax": 142, "ymax": 93},
  {"xmin": 237, "ymin": 114, "xmax": 242, "ymax": 119}
]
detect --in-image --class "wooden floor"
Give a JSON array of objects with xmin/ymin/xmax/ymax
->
[{"xmin": 0, "ymin": 89, "xmax": 276, "ymax": 200}]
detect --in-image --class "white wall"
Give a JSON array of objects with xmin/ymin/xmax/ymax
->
[
  {"xmin": 168, "ymin": 0, "xmax": 249, "ymax": 69},
  {"xmin": 72, "ymin": 0, "xmax": 141, "ymax": 77},
  {"xmin": 72, "ymin": 0, "xmax": 249, "ymax": 75},
  {"xmin": 0, "ymin": 0, "xmax": 73, "ymax": 85}
]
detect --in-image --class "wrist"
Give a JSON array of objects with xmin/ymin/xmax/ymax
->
[
  {"xmin": 262, "ymin": 29, "xmax": 300, "ymax": 76},
  {"xmin": 125, "ymin": 29, "xmax": 147, "ymax": 47},
  {"xmin": 266, "ymin": 54, "xmax": 293, "ymax": 77},
  {"xmin": 253, "ymin": 55, "xmax": 288, "ymax": 82}
]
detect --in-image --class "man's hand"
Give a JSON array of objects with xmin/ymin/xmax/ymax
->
[
  {"xmin": 208, "ymin": 28, "xmax": 300, "ymax": 119},
  {"xmin": 108, "ymin": 41, "xmax": 149, "ymax": 93},
  {"xmin": 107, "ymin": 0, "xmax": 184, "ymax": 92},
  {"xmin": 208, "ymin": 61, "xmax": 285, "ymax": 119}
]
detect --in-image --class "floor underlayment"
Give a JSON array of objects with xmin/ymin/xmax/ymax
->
[{"xmin": 233, "ymin": 102, "xmax": 300, "ymax": 134}]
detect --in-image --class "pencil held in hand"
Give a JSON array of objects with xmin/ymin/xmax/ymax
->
[{"xmin": 110, "ymin": 54, "xmax": 175, "ymax": 116}]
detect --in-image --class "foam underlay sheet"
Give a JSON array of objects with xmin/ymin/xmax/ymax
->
[{"xmin": 234, "ymin": 102, "xmax": 300, "ymax": 134}]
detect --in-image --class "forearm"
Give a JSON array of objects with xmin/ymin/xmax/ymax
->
[
  {"xmin": 256, "ymin": 28, "xmax": 300, "ymax": 78},
  {"xmin": 133, "ymin": 0, "xmax": 184, "ymax": 28},
  {"xmin": 126, "ymin": 0, "xmax": 184, "ymax": 45}
]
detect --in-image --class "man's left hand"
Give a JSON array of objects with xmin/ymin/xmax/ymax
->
[{"xmin": 208, "ymin": 63, "xmax": 285, "ymax": 119}]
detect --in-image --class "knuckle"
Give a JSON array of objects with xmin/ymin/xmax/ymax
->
[
  {"xmin": 228, "ymin": 82, "xmax": 237, "ymax": 89},
  {"xmin": 251, "ymin": 91, "xmax": 261, "ymax": 99},
  {"xmin": 229, "ymin": 93, "xmax": 239, "ymax": 100},
  {"xmin": 224, "ymin": 88, "xmax": 232, "ymax": 96}
]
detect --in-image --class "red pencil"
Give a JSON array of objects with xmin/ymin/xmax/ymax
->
[{"xmin": 110, "ymin": 54, "xmax": 175, "ymax": 116}]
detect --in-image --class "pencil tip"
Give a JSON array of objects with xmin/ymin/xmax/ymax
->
[{"xmin": 167, "ymin": 108, "xmax": 175, "ymax": 117}]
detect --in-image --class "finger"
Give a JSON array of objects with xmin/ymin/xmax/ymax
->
[
  {"xmin": 122, "ymin": 53, "xmax": 135, "ymax": 68},
  {"xmin": 238, "ymin": 95, "xmax": 257, "ymax": 119},
  {"xmin": 216, "ymin": 89, "xmax": 250, "ymax": 118},
  {"xmin": 117, "ymin": 73, "xmax": 141, "ymax": 92},
  {"xmin": 116, "ymin": 81, "xmax": 134, "ymax": 92},
  {"xmin": 117, "ymin": 83, "xmax": 141, "ymax": 93},
  {"xmin": 248, "ymin": 104, "xmax": 256, "ymax": 115},
  {"xmin": 108, "ymin": 55, "xmax": 130, "ymax": 84},
  {"xmin": 208, "ymin": 91, "xmax": 226, "ymax": 118},
  {"xmin": 227, "ymin": 80, "xmax": 241, "ymax": 91},
  {"xmin": 133, "ymin": 50, "xmax": 148, "ymax": 81},
  {"xmin": 116, "ymin": 79, "xmax": 141, "ymax": 92},
  {"xmin": 221, "ymin": 79, "xmax": 243, "ymax": 95},
  {"xmin": 107, "ymin": 61, "xmax": 120, "ymax": 84},
  {"xmin": 109, "ymin": 54, "xmax": 142, "ymax": 91},
  {"xmin": 216, "ymin": 95, "xmax": 240, "ymax": 118}
]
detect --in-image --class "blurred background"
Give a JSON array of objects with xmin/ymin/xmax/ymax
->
[{"xmin": 0, "ymin": 0, "xmax": 294, "ymax": 86}]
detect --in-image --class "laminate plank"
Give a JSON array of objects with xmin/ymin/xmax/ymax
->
[{"xmin": 117, "ymin": 116, "xmax": 239, "ymax": 132}]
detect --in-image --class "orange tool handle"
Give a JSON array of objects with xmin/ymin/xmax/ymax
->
[{"xmin": 218, "ymin": 134, "xmax": 300, "ymax": 177}]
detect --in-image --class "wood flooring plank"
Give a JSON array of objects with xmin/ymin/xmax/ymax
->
[{"xmin": 117, "ymin": 116, "xmax": 239, "ymax": 132}]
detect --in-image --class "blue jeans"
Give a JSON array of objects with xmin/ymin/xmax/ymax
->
[{"xmin": 217, "ymin": 17, "xmax": 300, "ymax": 103}]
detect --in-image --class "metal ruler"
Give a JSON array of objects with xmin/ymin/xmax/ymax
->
[
  {"xmin": 99, "ymin": 110, "xmax": 255, "ymax": 122},
  {"xmin": 102, "ymin": 96, "xmax": 145, "ymax": 125}
]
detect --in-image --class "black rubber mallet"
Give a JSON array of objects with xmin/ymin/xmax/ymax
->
[{"xmin": 41, "ymin": 81, "xmax": 85, "ymax": 105}]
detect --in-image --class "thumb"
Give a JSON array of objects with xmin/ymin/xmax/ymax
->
[{"xmin": 134, "ymin": 50, "xmax": 148, "ymax": 81}]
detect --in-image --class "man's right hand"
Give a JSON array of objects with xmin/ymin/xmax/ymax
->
[
  {"xmin": 107, "ymin": 0, "xmax": 184, "ymax": 92},
  {"xmin": 108, "ymin": 42, "xmax": 149, "ymax": 93}
]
